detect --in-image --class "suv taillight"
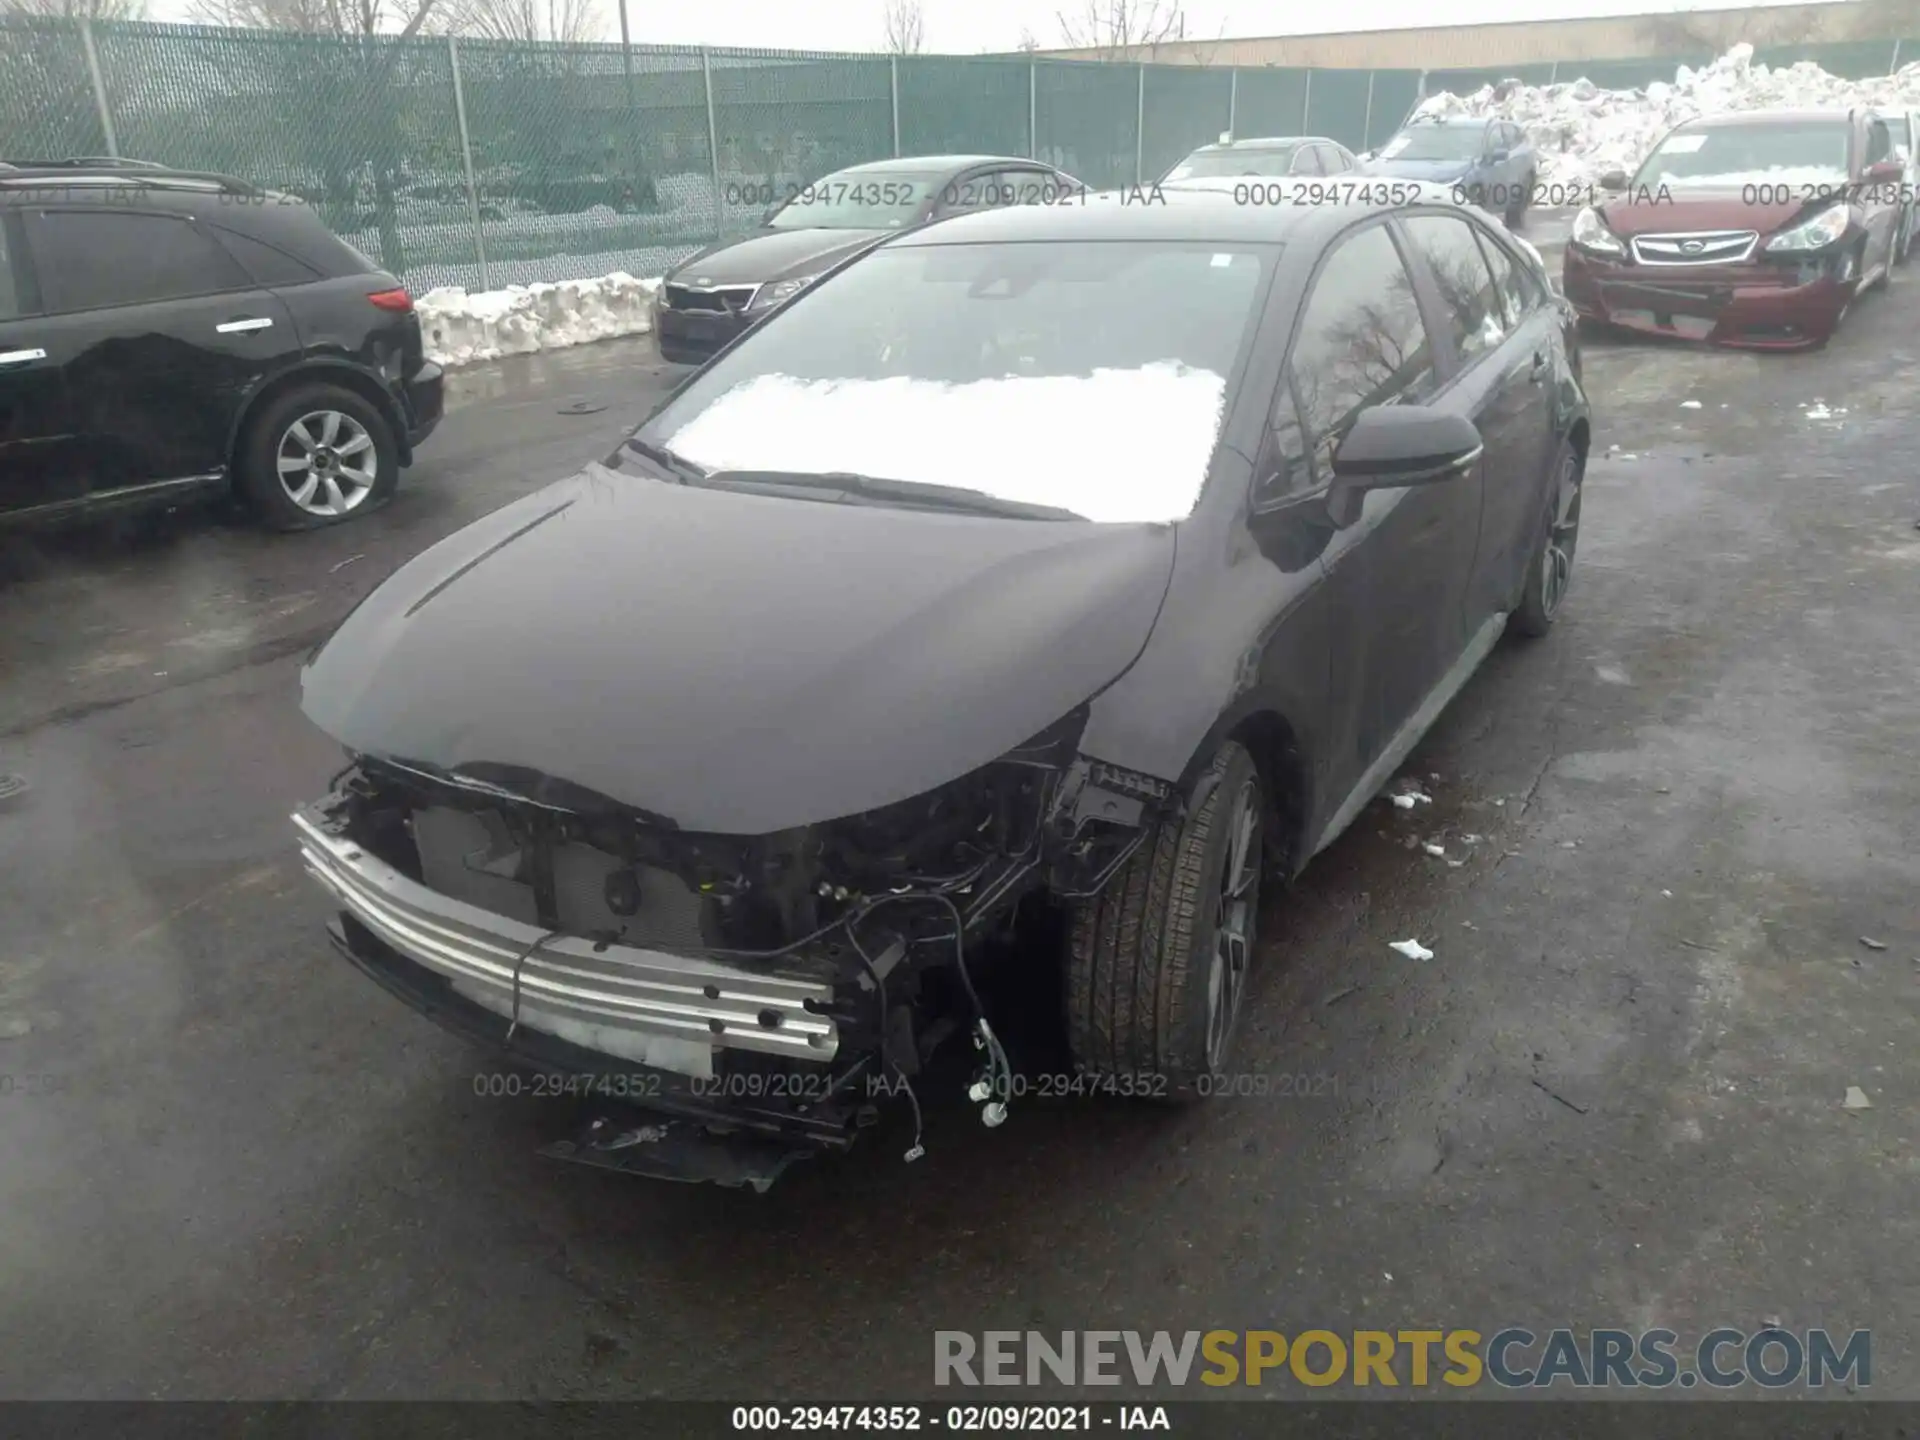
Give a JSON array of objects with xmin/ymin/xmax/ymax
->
[{"xmin": 367, "ymin": 288, "xmax": 413, "ymax": 312}]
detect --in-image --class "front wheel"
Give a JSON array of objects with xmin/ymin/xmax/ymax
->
[
  {"xmin": 1064, "ymin": 741, "xmax": 1264, "ymax": 1098},
  {"xmin": 1504, "ymin": 174, "xmax": 1533, "ymax": 229},
  {"xmin": 1511, "ymin": 439, "xmax": 1583, "ymax": 639}
]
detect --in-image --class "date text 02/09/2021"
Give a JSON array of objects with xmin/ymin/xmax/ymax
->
[{"xmin": 730, "ymin": 1404, "xmax": 1171, "ymax": 1432}]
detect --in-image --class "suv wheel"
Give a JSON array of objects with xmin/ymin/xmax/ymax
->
[
  {"xmin": 1512, "ymin": 439, "xmax": 1583, "ymax": 638},
  {"xmin": 239, "ymin": 384, "xmax": 397, "ymax": 531},
  {"xmin": 1065, "ymin": 741, "xmax": 1264, "ymax": 1097}
]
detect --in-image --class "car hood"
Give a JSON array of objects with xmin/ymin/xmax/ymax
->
[
  {"xmin": 301, "ymin": 467, "xmax": 1178, "ymax": 835},
  {"xmin": 1364, "ymin": 157, "xmax": 1474, "ymax": 181},
  {"xmin": 1595, "ymin": 187, "xmax": 1828, "ymax": 238},
  {"xmin": 665, "ymin": 226, "xmax": 891, "ymax": 286}
]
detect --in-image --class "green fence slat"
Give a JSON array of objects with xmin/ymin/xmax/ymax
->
[
  {"xmin": 896, "ymin": 56, "xmax": 1031, "ymax": 160},
  {"xmin": 457, "ymin": 38, "xmax": 713, "ymax": 288},
  {"xmin": 0, "ymin": 16, "xmax": 109, "ymax": 160},
  {"xmin": 1140, "ymin": 65, "xmax": 1231, "ymax": 181},
  {"xmin": 1365, "ymin": 69, "xmax": 1423, "ymax": 148},
  {"xmin": 1753, "ymin": 41, "xmax": 1901, "ymax": 79},
  {"xmin": 1303, "ymin": 66, "xmax": 1371, "ymax": 150},
  {"xmin": 25, "ymin": 20, "xmax": 1914, "ymax": 297},
  {"xmin": 1034, "ymin": 60, "xmax": 1139, "ymax": 189},
  {"xmin": 712, "ymin": 53, "xmax": 894, "ymax": 239},
  {"xmin": 92, "ymin": 23, "xmax": 479, "ymax": 289},
  {"xmin": 1230, "ymin": 67, "xmax": 1311, "ymax": 140}
]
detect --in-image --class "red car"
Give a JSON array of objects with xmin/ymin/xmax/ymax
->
[{"xmin": 1563, "ymin": 108, "xmax": 1907, "ymax": 350}]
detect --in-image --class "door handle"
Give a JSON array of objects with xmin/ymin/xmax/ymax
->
[
  {"xmin": 0, "ymin": 347, "xmax": 48, "ymax": 367},
  {"xmin": 1528, "ymin": 349, "xmax": 1548, "ymax": 382},
  {"xmin": 216, "ymin": 317, "xmax": 274, "ymax": 334}
]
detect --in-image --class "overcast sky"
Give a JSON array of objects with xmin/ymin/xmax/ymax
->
[{"xmin": 145, "ymin": 0, "xmax": 1858, "ymax": 51}]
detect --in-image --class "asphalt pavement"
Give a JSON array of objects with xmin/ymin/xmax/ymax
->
[{"xmin": 1, "ymin": 213, "xmax": 1916, "ymax": 1401}]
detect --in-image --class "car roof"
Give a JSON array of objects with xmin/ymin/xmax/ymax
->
[
  {"xmin": 1194, "ymin": 136, "xmax": 1329, "ymax": 151},
  {"xmin": 888, "ymin": 179, "xmax": 1469, "ymax": 247},
  {"xmin": 831, "ymin": 154, "xmax": 1039, "ymax": 177},
  {"xmin": 1675, "ymin": 109, "xmax": 1853, "ymax": 129},
  {"xmin": 0, "ymin": 163, "xmax": 291, "ymax": 210}
]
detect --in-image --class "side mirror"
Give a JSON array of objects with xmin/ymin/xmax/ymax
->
[
  {"xmin": 1330, "ymin": 406, "xmax": 1483, "ymax": 489},
  {"xmin": 1599, "ymin": 169, "xmax": 1629, "ymax": 191},
  {"xmin": 1487, "ymin": 148, "xmax": 1510, "ymax": 164},
  {"xmin": 1864, "ymin": 159, "xmax": 1903, "ymax": 184}
]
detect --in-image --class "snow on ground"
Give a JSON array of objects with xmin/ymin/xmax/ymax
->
[
  {"xmin": 1415, "ymin": 43, "xmax": 1920, "ymax": 188},
  {"xmin": 417, "ymin": 272, "xmax": 663, "ymax": 367}
]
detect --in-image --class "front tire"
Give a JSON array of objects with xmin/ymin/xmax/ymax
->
[
  {"xmin": 1505, "ymin": 173, "xmax": 1533, "ymax": 229},
  {"xmin": 238, "ymin": 383, "xmax": 398, "ymax": 532},
  {"xmin": 1065, "ymin": 741, "xmax": 1264, "ymax": 1098},
  {"xmin": 1512, "ymin": 439, "xmax": 1583, "ymax": 639}
]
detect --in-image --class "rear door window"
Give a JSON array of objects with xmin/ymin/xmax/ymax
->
[
  {"xmin": 29, "ymin": 209, "xmax": 248, "ymax": 314},
  {"xmin": 1866, "ymin": 118, "xmax": 1893, "ymax": 168},
  {"xmin": 1399, "ymin": 212, "xmax": 1509, "ymax": 367},
  {"xmin": 209, "ymin": 226, "xmax": 322, "ymax": 287},
  {"xmin": 1471, "ymin": 225, "xmax": 1533, "ymax": 328}
]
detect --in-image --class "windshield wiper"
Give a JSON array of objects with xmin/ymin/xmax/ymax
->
[
  {"xmin": 699, "ymin": 469, "xmax": 1086, "ymax": 521},
  {"xmin": 622, "ymin": 435, "xmax": 708, "ymax": 483}
]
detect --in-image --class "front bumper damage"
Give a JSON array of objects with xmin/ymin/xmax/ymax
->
[
  {"xmin": 294, "ymin": 716, "xmax": 1171, "ymax": 1188},
  {"xmin": 1562, "ymin": 244, "xmax": 1856, "ymax": 350}
]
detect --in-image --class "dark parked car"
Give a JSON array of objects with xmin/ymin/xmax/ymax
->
[
  {"xmin": 652, "ymin": 154, "xmax": 1087, "ymax": 365},
  {"xmin": 1564, "ymin": 108, "xmax": 1905, "ymax": 350},
  {"xmin": 1366, "ymin": 115, "xmax": 1538, "ymax": 227},
  {"xmin": 0, "ymin": 160, "xmax": 442, "ymax": 530},
  {"xmin": 1160, "ymin": 135, "xmax": 1361, "ymax": 183},
  {"xmin": 295, "ymin": 182, "xmax": 1589, "ymax": 1190}
]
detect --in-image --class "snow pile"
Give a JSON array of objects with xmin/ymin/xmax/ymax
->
[
  {"xmin": 1414, "ymin": 43, "xmax": 1920, "ymax": 189},
  {"xmin": 416, "ymin": 271, "xmax": 661, "ymax": 367}
]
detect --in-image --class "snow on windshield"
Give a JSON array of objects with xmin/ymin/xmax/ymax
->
[
  {"xmin": 1645, "ymin": 164, "xmax": 1851, "ymax": 187},
  {"xmin": 663, "ymin": 365, "xmax": 1228, "ymax": 525},
  {"xmin": 1640, "ymin": 123, "xmax": 1850, "ymax": 186},
  {"xmin": 649, "ymin": 241, "xmax": 1266, "ymax": 525},
  {"xmin": 1410, "ymin": 42, "xmax": 1920, "ymax": 187}
]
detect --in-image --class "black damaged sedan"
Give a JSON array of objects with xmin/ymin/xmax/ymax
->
[{"xmin": 295, "ymin": 181, "xmax": 1589, "ymax": 1189}]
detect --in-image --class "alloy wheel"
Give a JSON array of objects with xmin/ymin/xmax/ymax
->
[
  {"xmin": 1205, "ymin": 777, "xmax": 1262, "ymax": 1069},
  {"xmin": 278, "ymin": 410, "xmax": 378, "ymax": 518},
  {"xmin": 1540, "ymin": 449, "xmax": 1583, "ymax": 620}
]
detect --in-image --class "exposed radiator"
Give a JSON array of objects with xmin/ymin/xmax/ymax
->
[{"xmin": 410, "ymin": 806, "xmax": 709, "ymax": 950}]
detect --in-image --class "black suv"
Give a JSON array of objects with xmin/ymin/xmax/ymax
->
[{"xmin": 0, "ymin": 160, "xmax": 443, "ymax": 530}]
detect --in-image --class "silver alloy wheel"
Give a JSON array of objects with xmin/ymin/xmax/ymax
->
[
  {"xmin": 278, "ymin": 410, "xmax": 378, "ymax": 517},
  {"xmin": 1540, "ymin": 449, "xmax": 1582, "ymax": 620},
  {"xmin": 1205, "ymin": 777, "xmax": 1261, "ymax": 1069}
]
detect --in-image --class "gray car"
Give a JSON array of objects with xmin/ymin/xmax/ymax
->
[
  {"xmin": 651, "ymin": 154, "xmax": 1087, "ymax": 365},
  {"xmin": 1160, "ymin": 134, "xmax": 1360, "ymax": 183},
  {"xmin": 1365, "ymin": 115, "xmax": 1539, "ymax": 228}
]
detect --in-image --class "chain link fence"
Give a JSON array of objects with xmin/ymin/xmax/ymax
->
[{"xmin": 5, "ymin": 16, "xmax": 1917, "ymax": 294}]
